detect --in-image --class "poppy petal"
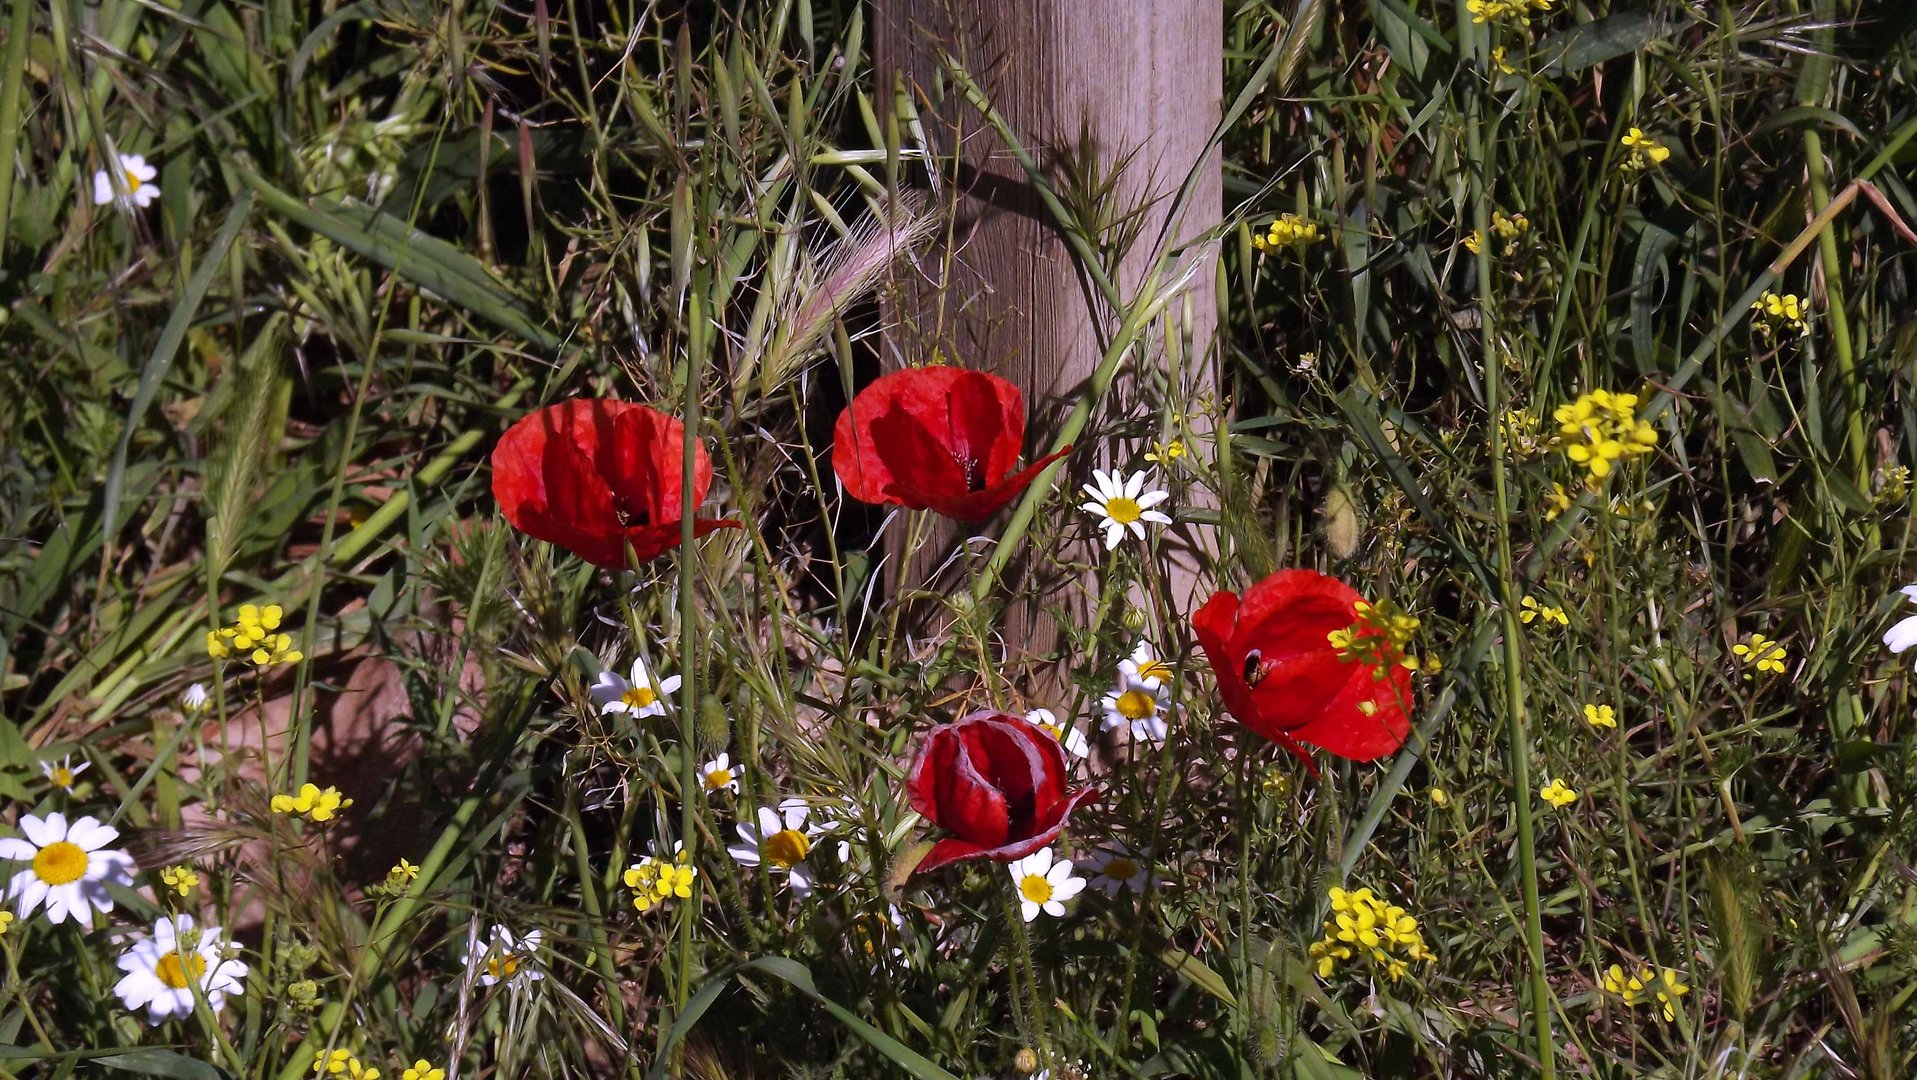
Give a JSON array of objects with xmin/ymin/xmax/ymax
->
[{"xmin": 889, "ymin": 444, "xmax": 1074, "ymax": 522}]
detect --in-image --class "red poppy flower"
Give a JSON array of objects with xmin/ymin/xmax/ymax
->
[
  {"xmin": 832, "ymin": 367, "xmax": 1072, "ymax": 521},
  {"xmin": 906, "ymin": 710, "xmax": 1098, "ymax": 873},
  {"xmin": 491, "ymin": 399, "xmax": 740, "ymax": 569},
  {"xmin": 1191, "ymin": 569, "xmax": 1415, "ymax": 768}
]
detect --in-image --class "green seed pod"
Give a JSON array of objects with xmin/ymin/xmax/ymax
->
[
  {"xmin": 697, "ymin": 697, "xmax": 731, "ymax": 752},
  {"xmin": 1321, "ymin": 483, "xmax": 1362, "ymax": 559}
]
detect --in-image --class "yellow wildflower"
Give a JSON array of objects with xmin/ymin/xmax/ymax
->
[
  {"xmin": 402, "ymin": 1062, "xmax": 445, "ymax": 1080},
  {"xmin": 208, "ymin": 603, "xmax": 303, "ymax": 666},
  {"xmin": 1553, "ymin": 388, "xmax": 1658, "ymax": 483},
  {"xmin": 1619, "ymin": 127, "xmax": 1673, "ymax": 171},
  {"xmin": 1751, "ymin": 290, "xmax": 1809, "ymax": 336},
  {"xmin": 1518, "ymin": 595, "xmax": 1569, "ymax": 627},
  {"xmin": 1540, "ymin": 778, "xmax": 1578, "ymax": 808},
  {"xmin": 1732, "ymin": 633, "xmax": 1787, "ymax": 677},
  {"xmin": 160, "ymin": 865, "xmax": 200, "ymax": 897},
  {"xmin": 1582, "ymin": 703, "xmax": 1617, "ymax": 730},
  {"xmin": 272, "ymin": 783, "xmax": 354, "ymax": 823},
  {"xmin": 1251, "ymin": 212, "xmax": 1322, "ymax": 254},
  {"xmin": 1309, "ymin": 885, "xmax": 1433, "ymax": 982}
]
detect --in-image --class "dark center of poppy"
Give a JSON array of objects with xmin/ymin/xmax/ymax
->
[
  {"xmin": 1243, "ymin": 648, "xmax": 1269, "ymax": 687},
  {"xmin": 613, "ymin": 495, "xmax": 652, "ymax": 528}
]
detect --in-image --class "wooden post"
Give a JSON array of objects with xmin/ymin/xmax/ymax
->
[{"xmin": 874, "ymin": 0, "xmax": 1223, "ymax": 674}]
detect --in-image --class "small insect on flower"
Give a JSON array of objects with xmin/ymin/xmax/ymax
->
[
  {"xmin": 159, "ymin": 865, "xmax": 199, "ymax": 897},
  {"xmin": 1008, "ymin": 848, "xmax": 1086, "ymax": 922},
  {"xmin": 1083, "ymin": 843, "xmax": 1156, "ymax": 897},
  {"xmin": 272, "ymin": 783, "xmax": 354, "ymax": 823},
  {"xmin": 92, "ymin": 152, "xmax": 160, "ymax": 208},
  {"xmin": 729, "ymin": 799, "xmax": 824, "ymax": 894},
  {"xmin": 468, "ymin": 925, "xmax": 543, "ymax": 990},
  {"xmin": 403, "ymin": 1062, "xmax": 445, "ymax": 1080},
  {"xmin": 41, "ymin": 754, "xmax": 89, "ymax": 791},
  {"xmin": 589, "ymin": 656, "xmax": 681, "ymax": 719},
  {"xmin": 1025, "ymin": 708, "xmax": 1091, "ymax": 761},
  {"xmin": 699, "ymin": 753, "xmax": 741, "ymax": 794},
  {"xmin": 1732, "ymin": 632, "xmax": 1788, "ymax": 677},
  {"xmin": 113, "ymin": 914, "xmax": 247, "ymax": 1025},
  {"xmin": 1519, "ymin": 595, "xmax": 1569, "ymax": 627},
  {"xmin": 0, "ymin": 812, "xmax": 137, "ymax": 928},
  {"xmin": 1539, "ymin": 778, "xmax": 1579, "ymax": 808},
  {"xmin": 1583, "ymin": 703, "xmax": 1617, "ymax": 730},
  {"xmin": 1080, "ymin": 469, "xmax": 1173, "ymax": 551}
]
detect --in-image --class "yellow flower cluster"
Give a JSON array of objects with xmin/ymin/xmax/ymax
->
[
  {"xmin": 1582, "ymin": 703, "xmax": 1617, "ymax": 730},
  {"xmin": 1466, "ymin": 0, "xmax": 1556, "ymax": 24},
  {"xmin": 313, "ymin": 1048, "xmax": 380, "ymax": 1080},
  {"xmin": 1251, "ymin": 213, "xmax": 1321, "ymax": 253},
  {"xmin": 1619, "ymin": 128, "xmax": 1672, "ymax": 171},
  {"xmin": 1540, "ymin": 778, "xmax": 1578, "ymax": 808},
  {"xmin": 1327, "ymin": 599, "xmax": 1438, "ymax": 675},
  {"xmin": 1553, "ymin": 389, "xmax": 1658, "ymax": 483},
  {"xmin": 207, "ymin": 604, "xmax": 303, "ymax": 667},
  {"xmin": 1752, "ymin": 290, "xmax": 1809, "ymax": 336},
  {"xmin": 273, "ymin": 783, "xmax": 354, "ymax": 823},
  {"xmin": 1500, "ymin": 408, "xmax": 1546, "ymax": 458},
  {"xmin": 1733, "ymin": 632, "xmax": 1787, "ymax": 676},
  {"xmin": 1519, "ymin": 595, "xmax": 1568, "ymax": 627},
  {"xmin": 160, "ymin": 865, "xmax": 199, "ymax": 897},
  {"xmin": 1466, "ymin": 211, "xmax": 1531, "ymax": 257},
  {"xmin": 1542, "ymin": 482, "xmax": 1574, "ymax": 520},
  {"xmin": 624, "ymin": 847, "xmax": 698, "ymax": 913},
  {"xmin": 1309, "ymin": 886, "xmax": 1433, "ymax": 982},
  {"xmin": 1601, "ymin": 963, "xmax": 1689, "ymax": 1020}
]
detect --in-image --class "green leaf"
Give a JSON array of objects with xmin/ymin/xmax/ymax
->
[
  {"xmin": 100, "ymin": 191, "xmax": 254, "ymax": 544},
  {"xmin": 236, "ymin": 168, "xmax": 563, "ymax": 352},
  {"xmin": 650, "ymin": 957, "xmax": 959, "ymax": 1080},
  {"xmin": 1537, "ymin": 11, "xmax": 1680, "ymax": 76}
]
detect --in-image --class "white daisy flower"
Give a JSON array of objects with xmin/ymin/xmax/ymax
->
[
  {"xmin": 728, "ymin": 798, "xmax": 821, "ymax": 894},
  {"xmin": 589, "ymin": 656, "xmax": 681, "ymax": 718},
  {"xmin": 1008, "ymin": 848, "xmax": 1085, "ymax": 922},
  {"xmin": 1118, "ymin": 641, "xmax": 1175, "ymax": 690},
  {"xmin": 1100, "ymin": 675, "xmax": 1170, "ymax": 743},
  {"xmin": 1085, "ymin": 843, "xmax": 1156, "ymax": 897},
  {"xmin": 180, "ymin": 683, "xmax": 211, "ymax": 714},
  {"xmin": 467, "ymin": 925, "xmax": 543, "ymax": 990},
  {"xmin": 0, "ymin": 812, "xmax": 137, "ymax": 928},
  {"xmin": 41, "ymin": 754, "xmax": 89, "ymax": 791},
  {"xmin": 112, "ymin": 913, "xmax": 248, "ymax": 1025},
  {"xmin": 1079, "ymin": 469, "xmax": 1172, "ymax": 550},
  {"xmin": 1026, "ymin": 708, "xmax": 1090, "ymax": 760},
  {"xmin": 1884, "ymin": 585, "xmax": 1917, "ymax": 667},
  {"xmin": 699, "ymin": 753, "xmax": 740, "ymax": 794},
  {"xmin": 91, "ymin": 153, "xmax": 160, "ymax": 209}
]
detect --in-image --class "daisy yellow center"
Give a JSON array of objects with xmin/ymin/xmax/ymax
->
[
  {"xmin": 764, "ymin": 829, "xmax": 810, "ymax": 868},
  {"xmin": 1019, "ymin": 873, "xmax": 1054, "ymax": 904},
  {"xmin": 155, "ymin": 950, "xmax": 207, "ymax": 990},
  {"xmin": 32, "ymin": 841, "xmax": 87, "ymax": 886},
  {"xmin": 1136, "ymin": 658, "xmax": 1174, "ymax": 683},
  {"xmin": 49, "ymin": 767, "xmax": 74, "ymax": 788},
  {"xmin": 1103, "ymin": 496, "xmax": 1144, "ymax": 524},
  {"xmin": 125, "ymin": 169, "xmax": 144, "ymax": 192},
  {"xmin": 621, "ymin": 685, "xmax": 657, "ymax": 710},
  {"xmin": 486, "ymin": 953, "xmax": 520, "ymax": 981},
  {"xmin": 1116, "ymin": 689, "xmax": 1156, "ymax": 720},
  {"xmin": 1039, "ymin": 722, "xmax": 1065, "ymax": 740},
  {"xmin": 703, "ymin": 767, "xmax": 734, "ymax": 789},
  {"xmin": 1105, "ymin": 858, "xmax": 1139, "ymax": 880}
]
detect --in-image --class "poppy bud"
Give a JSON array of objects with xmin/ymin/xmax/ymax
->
[{"xmin": 905, "ymin": 711, "xmax": 1097, "ymax": 873}]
